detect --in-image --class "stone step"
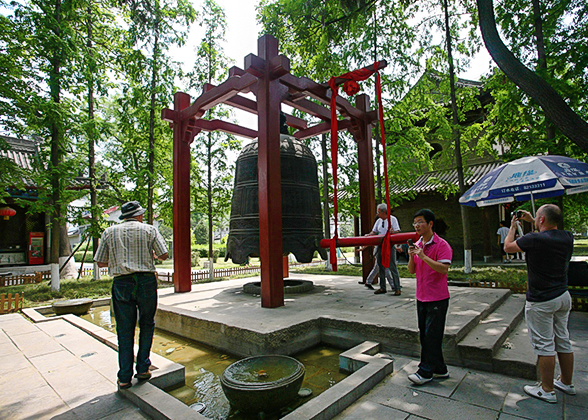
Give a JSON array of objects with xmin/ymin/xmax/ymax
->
[
  {"xmin": 492, "ymin": 317, "xmax": 537, "ymax": 380},
  {"xmin": 458, "ymin": 294, "xmax": 525, "ymax": 371}
]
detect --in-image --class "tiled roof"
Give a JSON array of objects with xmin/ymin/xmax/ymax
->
[
  {"xmin": 390, "ymin": 162, "xmax": 502, "ymax": 195},
  {"xmin": 0, "ymin": 136, "xmax": 39, "ymax": 188},
  {"xmin": 1, "ymin": 135, "xmax": 108, "ymax": 192}
]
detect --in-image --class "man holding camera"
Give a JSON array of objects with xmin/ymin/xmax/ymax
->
[
  {"xmin": 504, "ymin": 204, "xmax": 575, "ymax": 404},
  {"xmin": 407, "ymin": 208, "xmax": 453, "ymax": 385}
]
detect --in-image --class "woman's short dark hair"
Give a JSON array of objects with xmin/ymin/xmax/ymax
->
[{"xmin": 413, "ymin": 208, "xmax": 436, "ymax": 228}]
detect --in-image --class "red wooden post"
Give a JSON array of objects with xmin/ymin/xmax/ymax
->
[
  {"xmin": 256, "ymin": 35, "xmax": 284, "ymax": 308},
  {"xmin": 355, "ymin": 94, "xmax": 376, "ymax": 282},
  {"xmin": 283, "ymin": 255, "xmax": 289, "ymax": 279},
  {"xmin": 173, "ymin": 92, "xmax": 192, "ymax": 293}
]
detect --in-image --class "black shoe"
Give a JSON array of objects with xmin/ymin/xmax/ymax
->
[
  {"xmin": 365, "ymin": 284, "xmax": 375, "ymax": 290},
  {"xmin": 134, "ymin": 371, "xmax": 152, "ymax": 381},
  {"xmin": 117, "ymin": 379, "xmax": 132, "ymax": 389}
]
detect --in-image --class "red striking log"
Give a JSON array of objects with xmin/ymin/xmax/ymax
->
[{"xmin": 320, "ymin": 232, "xmax": 420, "ymax": 249}]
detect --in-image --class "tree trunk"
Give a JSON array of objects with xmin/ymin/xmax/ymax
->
[
  {"xmin": 50, "ymin": 0, "xmax": 63, "ymax": 291},
  {"xmin": 531, "ymin": 0, "xmax": 547, "ymax": 71},
  {"xmin": 532, "ymin": 0, "xmax": 564, "ymax": 228},
  {"xmin": 372, "ymin": 7, "xmax": 382, "ymax": 205},
  {"xmin": 147, "ymin": 20, "xmax": 160, "ymax": 225},
  {"xmin": 477, "ymin": 0, "xmax": 588, "ymax": 152},
  {"xmin": 374, "ymin": 130, "xmax": 382, "ymax": 204},
  {"xmin": 443, "ymin": 0, "xmax": 472, "ymax": 272},
  {"xmin": 87, "ymin": 3, "xmax": 100, "ymax": 280}
]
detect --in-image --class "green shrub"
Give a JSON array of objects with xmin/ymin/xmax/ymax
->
[
  {"xmin": 192, "ymin": 245, "xmax": 226, "ymax": 258},
  {"xmin": 73, "ymin": 251, "xmax": 94, "ymax": 263},
  {"xmin": 191, "ymin": 251, "xmax": 200, "ymax": 267}
]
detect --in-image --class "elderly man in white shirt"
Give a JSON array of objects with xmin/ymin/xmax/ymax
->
[
  {"xmin": 95, "ymin": 201, "xmax": 168, "ymax": 389},
  {"xmin": 365, "ymin": 203, "xmax": 402, "ymax": 295}
]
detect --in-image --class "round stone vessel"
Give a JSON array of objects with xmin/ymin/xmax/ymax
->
[
  {"xmin": 220, "ymin": 355, "xmax": 305, "ymax": 414},
  {"xmin": 52, "ymin": 298, "xmax": 93, "ymax": 316}
]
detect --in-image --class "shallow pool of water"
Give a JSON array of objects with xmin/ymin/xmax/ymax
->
[{"xmin": 82, "ymin": 306, "xmax": 348, "ymax": 419}]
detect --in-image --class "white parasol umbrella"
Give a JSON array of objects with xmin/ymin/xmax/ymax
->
[{"xmin": 459, "ymin": 155, "xmax": 588, "ymax": 215}]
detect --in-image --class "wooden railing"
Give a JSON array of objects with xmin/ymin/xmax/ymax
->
[
  {"xmin": 156, "ymin": 259, "xmax": 347, "ymax": 284},
  {"xmin": 157, "ymin": 265, "xmax": 262, "ymax": 283},
  {"xmin": 0, "ymin": 272, "xmax": 44, "ymax": 287},
  {"xmin": 469, "ymin": 279, "xmax": 527, "ymax": 294},
  {"xmin": 0, "ymin": 293, "xmax": 23, "ymax": 314},
  {"xmin": 78, "ymin": 267, "xmax": 109, "ymax": 277}
]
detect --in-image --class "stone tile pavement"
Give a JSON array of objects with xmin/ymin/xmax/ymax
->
[
  {"xmin": 335, "ymin": 311, "xmax": 588, "ymax": 420},
  {"xmin": 0, "ymin": 313, "xmax": 150, "ymax": 420},
  {"xmin": 0, "ymin": 283, "xmax": 586, "ymax": 420}
]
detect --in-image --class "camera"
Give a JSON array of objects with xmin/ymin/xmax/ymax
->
[{"xmin": 511, "ymin": 210, "xmax": 523, "ymax": 219}]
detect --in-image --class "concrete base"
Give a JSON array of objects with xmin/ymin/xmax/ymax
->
[{"xmin": 154, "ymin": 274, "xmax": 525, "ymax": 376}]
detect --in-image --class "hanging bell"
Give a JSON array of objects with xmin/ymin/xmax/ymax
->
[{"xmin": 225, "ymin": 131, "xmax": 327, "ymax": 264}]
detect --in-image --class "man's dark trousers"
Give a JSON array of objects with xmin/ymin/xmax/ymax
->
[
  {"xmin": 112, "ymin": 272, "xmax": 158, "ymax": 383},
  {"xmin": 417, "ymin": 298, "xmax": 449, "ymax": 378}
]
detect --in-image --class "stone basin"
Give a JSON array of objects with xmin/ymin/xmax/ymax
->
[
  {"xmin": 220, "ymin": 355, "xmax": 305, "ymax": 414},
  {"xmin": 52, "ymin": 298, "xmax": 93, "ymax": 316}
]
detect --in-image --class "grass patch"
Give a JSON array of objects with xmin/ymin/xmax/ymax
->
[
  {"xmin": 292, "ymin": 264, "xmax": 528, "ymax": 285},
  {"xmin": 574, "ymin": 238, "xmax": 588, "ymax": 256},
  {"xmin": 447, "ymin": 266, "xmax": 528, "ymax": 285},
  {"xmin": 2, "ymin": 277, "xmax": 114, "ymax": 308}
]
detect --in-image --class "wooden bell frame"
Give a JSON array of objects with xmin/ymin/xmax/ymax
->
[{"xmin": 163, "ymin": 35, "xmax": 386, "ymax": 308}]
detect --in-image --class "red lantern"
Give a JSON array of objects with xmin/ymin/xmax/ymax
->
[{"xmin": 0, "ymin": 206, "xmax": 16, "ymax": 220}]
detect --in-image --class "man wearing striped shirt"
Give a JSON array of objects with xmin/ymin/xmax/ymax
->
[{"xmin": 95, "ymin": 201, "xmax": 168, "ymax": 389}]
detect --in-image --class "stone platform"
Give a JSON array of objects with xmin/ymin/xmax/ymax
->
[{"xmin": 156, "ymin": 273, "xmax": 530, "ymax": 378}]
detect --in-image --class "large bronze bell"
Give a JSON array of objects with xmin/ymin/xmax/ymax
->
[{"xmin": 225, "ymin": 129, "xmax": 327, "ymax": 264}]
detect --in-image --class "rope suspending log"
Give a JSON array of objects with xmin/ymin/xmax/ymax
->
[{"xmin": 327, "ymin": 61, "xmax": 397, "ymax": 271}]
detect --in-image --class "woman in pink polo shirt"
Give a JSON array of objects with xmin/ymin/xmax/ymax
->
[{"xmin": 407, "ymin": 209, "xmax": 453, "ymax": 385}]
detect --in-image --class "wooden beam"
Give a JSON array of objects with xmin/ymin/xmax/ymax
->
[
  {"xmin": 193, "ymin": 119, "xmax": 258, "ymax": 139},
  {"xmin": 280, "ymin": 73, "xmax": 365, "ymax": 121},
  {"xmin": 201, "ymin": 84, "xmax": 308, "ymax": 130},
  {"xmin": 269, "ymin": 54, "xmax": 290, "ymax": 79},
  {"xmin": 283, "ymin": 95, "xmax": 331, "ymax": 121},
  {"xmin": 244, "ymin": 53, "xmax": 266, "ymax": 78},
  {"xmin": 294, "ymin": 119, "xmax": 352, "ymax": 140},
  {"xmin": 179, "ymin": 73, "xmax": 258, "ymax": 121}
]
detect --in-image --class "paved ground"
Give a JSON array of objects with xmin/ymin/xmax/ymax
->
[
  {"xmin": 336, "ymin": 310, "xmax": 588, "ymax": 420},
  {"xmin": 0, "ymin": 273, "xmax": 586, "ymax": 420},
  {"xmin": 0, "ymin": 313, "xmax": 149, "ymax": 420}
]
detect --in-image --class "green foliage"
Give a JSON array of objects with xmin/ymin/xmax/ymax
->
[
  {"xmin": 187, "ymin": 0, "xmax": 238, "ymax": 247},
  {"xmin": 573, "ymin": 238, "xmax": 588, "ymax": 255},
  {"xmin": 258, "ymin": 0, "xmax": 484, "ymax": 219},
  {"xmin": 192, "ymin": 244, "xmax": 226, "ymax": 258},
  {"xmin": 100, "ymin": 0, "xmax": 196, "ymax": 226},
  {"xmin": 193, "ymin": 221, "xmax": 208, "ymax": 245}
]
